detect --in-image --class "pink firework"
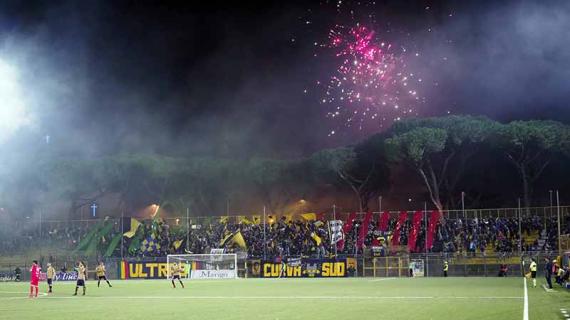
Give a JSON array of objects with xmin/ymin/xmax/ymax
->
[{"xmin": 321, "ymin": 24, "xmax": 422, "ymax": 134}]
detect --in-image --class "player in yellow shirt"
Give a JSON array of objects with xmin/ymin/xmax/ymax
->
[
  {"xmin": 170, "ymin": 262, "xmax": 185, "ymax": 288},
  {"xmin": 73, "ymin": 261, "xmax": 87, "ymax": 296},
  {"xmin": 529, "ymin": 258, "xmax": 537, "ymax": 287},
  {"xmin": 46, "ymin": 263, "xmax": 55, "ymax": 293},
  {"xmin": 96, "ymin": 262, "xmax": 112, "ymax": 288}
]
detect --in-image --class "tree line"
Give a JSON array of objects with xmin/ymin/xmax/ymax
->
[{"xmin": 2, "ymin": 115, "xmax": 569, "ymax": 220}]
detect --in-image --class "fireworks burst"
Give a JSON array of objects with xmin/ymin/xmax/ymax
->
[{"xmin": 320, "ymin": 24, "xmax": 424, "ymax": 135}]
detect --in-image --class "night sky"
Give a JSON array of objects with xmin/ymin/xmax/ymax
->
[{"xmin": 1, "ymin": 0, "xmax": 569, "ymax": 158}]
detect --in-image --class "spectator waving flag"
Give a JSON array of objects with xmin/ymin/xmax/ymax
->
[
  {"xmin": 328, "ymin": 220, "xmax": 344, "ymax": 244},
  {"xmin": 123, "ymin": 218, "xmax": 141, "ymax": 238},
  {"xmin": 310, "ymin": 232, "xmax": 322, "ymax": 246}
]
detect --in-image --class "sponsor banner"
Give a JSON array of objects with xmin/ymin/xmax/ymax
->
[
  {"xmin": 0, "ymin": 273, "xmax": 16, "ymax": 282},
  {"xmin": 54, "ymin": 271, "xmax": 78, "ymax": 281},
  {"xmin": 190, "ymin": 270, "xmax": 235, "ymax": 279},
  {"xmin": 37, "ymin": 271, "xmax": 78, "ymax": 281},
  {"xmin": 120, "ymin": 259, "xmax": 188, "ymax": 279},
  {"xmin": 260, "ymin": 258, "xmax": 354, "ymax": 278}
]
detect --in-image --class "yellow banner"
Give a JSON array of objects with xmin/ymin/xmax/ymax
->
[{"xmin": 301, "ymin": 213, "xmax": 316, "ymax": 221}]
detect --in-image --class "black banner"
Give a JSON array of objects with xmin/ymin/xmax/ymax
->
[{"xmin": 259, "ymin": 258, "xmax": 356, "ymax": 278}]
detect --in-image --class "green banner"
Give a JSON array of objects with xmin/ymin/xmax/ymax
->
[
  {"xmin": 104, "ymin": 233, "xmax": 122, "ymax": 257},
  {"xmin": 73, "ymin": 220, "xmax": 105, "ymax": 253}
]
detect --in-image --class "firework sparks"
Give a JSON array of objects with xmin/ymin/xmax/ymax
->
[{"xmin": 319, "ymin": 24, "xmax": 424, "ymax": 135}]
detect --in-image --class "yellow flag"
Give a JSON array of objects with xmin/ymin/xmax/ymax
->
[
  {"xmin": 311, "ymin": 232, "xmax": 322, "ymax": 246},
  {"xmin": 173, "ymin": 240, "xmax": 183, "ymax": 250},
  {"xmin": 301, "ymin": 213, "xmax": 317, "ymax": 221},
  {"xmin": 252, "ymin": 215, "xmax": 261, "ymax": 224},
  {"xmin": 239, "ymin": 216, "xmax": 252, "ymax": 225},
  {"xmin": 219, "ymin": 216, "xmax": 229, "ymax": 224},
  {"xmin": 219, "ymin": 232, "xmax": 233, "ymax": 247},
  {"xmin": 282, "ymin": 214, "xmax": 293, "ymax": 223},
  {"xmin": 231, "ymin": 231, "xmax": 247, "ymax": 249},
  {"xmin": 123, "ymin": 218, "xmax": 141, "ymax": 238}
]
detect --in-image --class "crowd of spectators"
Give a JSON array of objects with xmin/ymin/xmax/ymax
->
[
  {"xmin": 1, "ymin": 214, "xmax": 569, "ymax": 259},
  {"xmin": 432, "ymin": 216, "xmax": 548, "ymax": 256},
  {"xmin": 116, "ymin": 215, "xmax": 570, "ymax": 259},
  {"xmin": 0, "ymin": 223, "xmax": 90, "ymax": 255}
]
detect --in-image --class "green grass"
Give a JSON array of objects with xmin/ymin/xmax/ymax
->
[{"xmin": 0, "ymin": 277, "xmax": 568, "ymax": 319}]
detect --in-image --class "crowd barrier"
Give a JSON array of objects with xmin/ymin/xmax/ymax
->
[{"xmin": 1, "ymin": 252, "xmax": 566, "ymax": 281}]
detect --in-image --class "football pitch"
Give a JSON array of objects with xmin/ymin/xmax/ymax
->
[{"xmin": 0, "ymin": 277, "xmax": 568, "ymax": 320}]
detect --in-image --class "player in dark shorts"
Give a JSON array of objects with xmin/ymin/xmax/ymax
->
[
  {"xmin": 96, "ymin": 262, "xmax": 112, "ymax": 287},
  {"xmin": 74, "ymin": 261, "xmax": 87, "ymax": 296},
  {"xmin": 46, "ymin": 263, "xmax": 55, "ymax": 293},
  {"xmin": 170, "ymin": 262, "xmax": 185, "ymax": 288}
]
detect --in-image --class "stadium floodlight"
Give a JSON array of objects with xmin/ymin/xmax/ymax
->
[{"xmin": 0, "ymin": 58, "xmax": 30, "ymax": 143}]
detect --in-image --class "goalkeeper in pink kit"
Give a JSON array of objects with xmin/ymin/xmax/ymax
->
[{"xmin": 29, "ymin": 260, "xmax": 40, "ymax": 298}]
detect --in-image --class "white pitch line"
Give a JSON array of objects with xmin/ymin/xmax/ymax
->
[
  {"xmin": 523, "ymin": 277, "xmax": 529, "ymax": 320},
  {"xmin": 0, "ymin": 295, "xmax": 524, "ymax": 301},
  {"xmin": 370, "ymin": 278, "xmax": 396, "ymax": 282}
]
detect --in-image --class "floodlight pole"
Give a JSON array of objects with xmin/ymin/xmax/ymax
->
[
  {"xmin": 186, "ymin": 207, "xmax": 190, "ymax": 252},
  {"xmin": 120, "ymin": 211, "xmax": 124, "ymax": 259},
  {"xmin": 518, "ymin": 198, "xmax": 522, "ymax": 253},
  {"xmin": 550, "ymin": 190, "xmax": 554, "ymax": 220},
  {"xmin": 263, "ymin": 206, "xmax": 267, "ymax": 261},
  {"xmin": 378, "ymin": 196, "xmax": 382, "ymax": 212},
  {"xmin": 39, "ymin": 207, "xmax": 42, "ymax": 241},
  {"xmin": 461, "ymin": 192, "xmax": 465, "ymax": 219},
  {"xmin": 557, "ymin": 190, "xmax": 561, "ymax": 254},
  {"xmin": 424, "ymin": 202, "xmax": 428, "ymax": 277},
  {"xmin": 333, "ymin": 204, "xmax": 337, "ymax": 257},
  {"xmin": 39, "ymin": 207, "xmax": 43, "ymax": 256}
]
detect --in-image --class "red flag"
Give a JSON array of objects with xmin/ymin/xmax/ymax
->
[
  {"xmin": 378, "ymin": 211, "xmax": 390, "ymax": 232},
  {"xmin": 343, "ymin": 212, "xmax": 356, "ymax": 233},
  {"xmin": 357, "ymin": 211, "xmax": 373, "ymax": 249},
  {"xmin": 391, "ymin": 211, "xmax": 408, "ymax": 246},
  {"xmin": 407, "ymin": 211, "xmax": 423, "ymax": 252},
  {"xmin": 426, "ymin": 211, "xmax": 440, "ymax": 250}
]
